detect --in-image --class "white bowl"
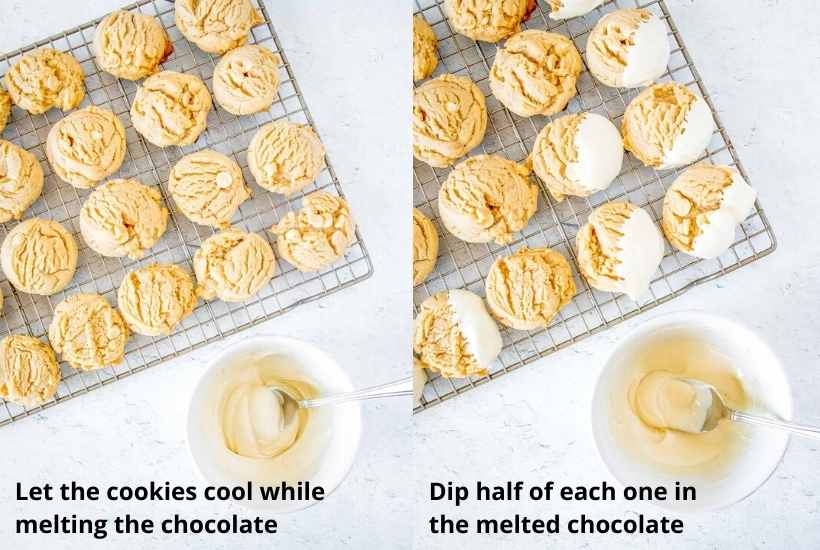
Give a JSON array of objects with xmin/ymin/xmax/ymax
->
[
  {"xmin": 591, "ymin": 311, "xmax": 792, "ymax": 511},
  {"xmin": 186, "ymin": 335, "xmax": 362, "ymax": 513}
]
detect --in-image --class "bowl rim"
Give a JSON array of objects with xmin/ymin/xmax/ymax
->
[
  {"xmin": 185, "ymin": 333, "xmax": 363, "ymax": 514},
  {"xmin": 590, "ymin": 309, "xmax": 793, "ymax": 512}
]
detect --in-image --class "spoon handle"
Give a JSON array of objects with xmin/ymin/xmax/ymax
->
[
  {"xmin": 731, "ymin": 410, "xmax": 820, "ymax": 441},
  {"xmin": 299, "ymin": 376, "xmax": 413, "ymax": 409}
]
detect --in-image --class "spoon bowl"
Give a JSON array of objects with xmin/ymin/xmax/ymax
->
[{"xmin": 679, "ymin": 377, "xmax": 820, "ymax": 440}]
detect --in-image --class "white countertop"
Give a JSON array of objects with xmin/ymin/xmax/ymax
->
[
  {"xmin": 416, "ymin": 1, "xmax": 820, "ymax": 549},
  {"xmin": 0, "ymin": 1, "xmax": 412, "ymax": 549},
  {"xmin": 3, "ymin": 0, "xmax": 819, "ymax": 549}
]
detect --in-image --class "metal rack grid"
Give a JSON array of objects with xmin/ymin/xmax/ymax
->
[
  {"xmin": 0, "ymin": 0, "xmax": 372, "ymax": 426},
  {"xmin": 413, "ymin": 0, "xmax": 776, "ymax": 411}
]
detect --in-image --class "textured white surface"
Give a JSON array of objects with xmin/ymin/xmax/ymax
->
[
  {"xmin": 690, "ymin": 169, "xmax": 757, "ymax": 259},
  {"xmin": 416, "ymin": 0, "xmax": 820, "ymax": 548},
  {"xmin": 0, "ymin": 1, "xmax": 410, "ymax": 549},
  {"xmin": 621, "ymin": 13, "xmax": 670, "ymax": 87},
  {"xmin": 566, "ymin": 113, "xmax": 623, "ymax": 195},
  {"xmin": 661, "ymin": 94, "xmax": 715, "ymax": 169},
  {"xmin": 448, "ymin": 289, "xmax": 503, "ymax": 371}
]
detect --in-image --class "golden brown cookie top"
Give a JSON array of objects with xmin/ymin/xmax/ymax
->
[
  {"xmin": 413, "ymin": 15, "xmax": 438, "ymax": 81},
  {"xmin": 194, "ymin": 229, "xmax": 277, "ymax": 302},
  {"xmin": 0, "ymin": 335, "xmax": 60, "ymax": 408},
  {"xmin": 118, "ymin": 264, "xmax": 198, "ymax": 336},
  {"xmin": 175, "ymin": 0, "xmax": 263, "ymax": 54},
  {"xmin": 485, "ymin": 247, "xmax": 575, "ymax": 330},
  {"xmin": 438, "ymin": 154, "xmax": 537, "ymax": 244},
  {"xmin": 445, "ymin": 0, "xmax": 531, "ymax": 42},
  {"xmin": 413, "ymin": 208, "xmax": 439, "ymax": 286},
  {"xmin": 46, "ymin": 105, "xmax": 126, "ymax": 189},
  {"xmin": 79, "ymin": 178, "xmax": 168, "ymax": 259},
  {"xmin": 489, "ymin": 30, "xmax": 582, "ymax": 117},
  {"xmin": 270, "ymin": 191, "xmax": 356, "ymax": 272},
  {"xmin": 94, "ymin": 10, "xmax": 173, "ymax": 80},
  {"xmin": 48, "ymin": 293, "xmax": 129, "ymax": 371},
  {"xmin": 4, "ymin": 48, "xmax": 85, "ymax": 114},
  {"xmin": 1, "ymin": 218, "xmax": 78, "ymax": 296},
  {"xmin": 413, "ymin": 74, "xmax": 487, "ymax": 168}
]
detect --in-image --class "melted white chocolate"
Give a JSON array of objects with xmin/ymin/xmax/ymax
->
[
  {"xmin": 218, "ymin": 356, "xmax": 317, "ymax": 460},
  {"xmin": 612, "ymin": 329, "xmax": 752, "ymax": 474},
  {"xmin": 633, "ymin": 371, "xmax": 713, "ymax": 433}
]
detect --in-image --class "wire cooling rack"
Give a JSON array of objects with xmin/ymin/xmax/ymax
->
[
  {"xmin": 413, "ymin": 0, "xmax": 776, "ymax": 411},
  {"xmin": 0, "ymin": 0, "xmax": 372, "ymax": 426}
]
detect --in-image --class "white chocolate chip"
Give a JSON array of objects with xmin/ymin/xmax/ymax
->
[{"xmin": 215, "ymin": 171, "xmax": 233, "ymax": 189}]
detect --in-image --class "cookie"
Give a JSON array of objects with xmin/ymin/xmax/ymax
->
[
  {"xmin": 1, "ymin": 218, "xmax": 78, "ymax": 296},
  {"xmin": 213, "ymin": 45, "xmax": 280, "ymax": 116},
  {"xmin": 484, "ymin": 247, "xmax": 575, "ymax": 330},
  {"xmin": 0, "ymin": 335, "xmax": 60, "ymax": 407},
  {"xmin": 586, "ymin": 8, "xmax": 669, "ymax": 88},
  {"xmin": 413, "ymin": 289, "xmax": 502, "ymax": 378},
  {"xmin": 489, "ymin": 30, "xmax": 582, "ymax": 117},
  {"xmin": 530, "ymin": 112, "xmax": 623, "ymax": 201},
  {"xmin": 0, "ymin": 140, "xmax": 44, "ymax": 223},
  {"xmin": 130, "ymin": 71, "xmax": 212, "ymax": 147},
  {"xmin": 621, "ymin": 83, "xmax": 714, "ymax": 169},
  {"xmin": 94, "ymin": 10, "xmax": 173, "ymax": 80},
  {"xmin": 413, "ymin": 15, "xmax": 438, "ymax": 81},
  {"xmin": 247, "ymin": 120, "xmax": 325, "ymax": 195},
  {"xmin": 444, "ymin": 0, "xmax": 531, "ymax": 43},
  {"xmin": 46, "ymin": 105, "xmax": 126, "ymax": 189},
  {"xmin": 576, "ymin": 202, "xmax": 664, "ymax": 301},
  {"xmin": 194, "ymin": 229, "xmax": 276, "ymax": 302},
  {"xmin": 662, "ymin": 164, "xmax": 756, "ymax": 259},
  {"xmin": 168, "ymin": 150, "xmax": 250, "ymax": 228},
  {"xmin": 118, "ymin": 263, "xmax": 198, "ymax": 336},
  {"xmin": 270, "ymin": 191, "xmax": 355, "ymax": 272},
  {"xmin": 80, "ymin": 179, "xmax": 168, "ymax": 259},
  {"xmin": 413, "ymin": 74, "xmax": 487, "ymax": 168},
  {"xmin": 412, "ymin": 208, "xmax": 438, "ymax": 286},
  {"xmin": 175, "ymin": 0, "xmax": 263, "ymax": 54},
  {"xmin": 48, "ymin": 293, "xmax": 129, "ymax": 371},
  {"xmin": 0, "ymin": 87, "xmax": 11, "ymax": 134},
  {"xmin": 438, "ymin": 155, "xmax": 537, "ymax": 244},
  {"xmin": 4, "ymin": 48, "xmax": 85, "ymax": 114}
]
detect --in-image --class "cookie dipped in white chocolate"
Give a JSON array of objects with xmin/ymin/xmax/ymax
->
[
  {"xmin": 663, "ymin": 165, "xmax": 756, "ymax": 259},
  {"xmin": 577, "ymin": 202, "xmax": 664, "ymax": 301},
  {"xmin": 413, "ymin": 289, "xmax": 502, "ymax": 378},
  {"xmin": 447, "ymin": 289, "xmax": 503, "ymax": 371},
  {"xmin": 548, "ymin": 0, "xmax": 604, "ymax": 20}
]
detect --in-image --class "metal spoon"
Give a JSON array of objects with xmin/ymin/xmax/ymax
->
[
  {"xmin": 681, "ymin": 378, "xmax": 820, "ymax": 440},
  {"xmin": 270, "ymin": 376, "xmax": 413, "ymax": 431}
]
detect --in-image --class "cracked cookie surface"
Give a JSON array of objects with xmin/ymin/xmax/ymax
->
[
  {"xmin": 118, "ymin": 263, "xmax": 198, "ymax": 336},
  {"xmin": 0, "ymin": 335, "xmax": 60, "ymax": 407},
  {"xmin": 489, "ymin": 30, "xmax": 582, "ymax": 117},
  {"xmin": 194, "ymin": 229, "xmax": 276, "ymax": 302},
  {"xmin": 270, "ymin": 191, "xmax": 355, "ymax": 272},
  {"xmin": 413, "ymin": 74, "xmax": 487, "ymax": 168},
  {"xmin": 247, "ymin": 120, "xmax": 325, "ymax": 195},
  {"xmin": 175, "ymin": 0, "xmax": 263, "ymax": 54},
  {"xmin": 169, "ymin": 150, "xmax": 250, "ymax": 229},
  {"xmin": 4, "ymin": 48, "xmax": 85, "ymax": 115},
  {"xmin": 46, "ymin": 106, "xmax": 126, "ymax": 189},
  {"xmin": 80, "ymin": 178, "xmax": 168, "ymax": 259},
  {"xmin": 0, "ymin": 139, "xmax": 43, "ymax": 223},
  {"xmin": 130, "ymin": 71, "xmax": 212, "ymax": 147},
  {"xmin": 49, "ymin": 293, "xmax": 129, "ymax": 371},
  {"xmin": 1, "ymin": 218, "xmax": 77, "ymax": 296},
  {"xmin": 94, "ymin": 10, "xmax": 173, "ymax": 80}
]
